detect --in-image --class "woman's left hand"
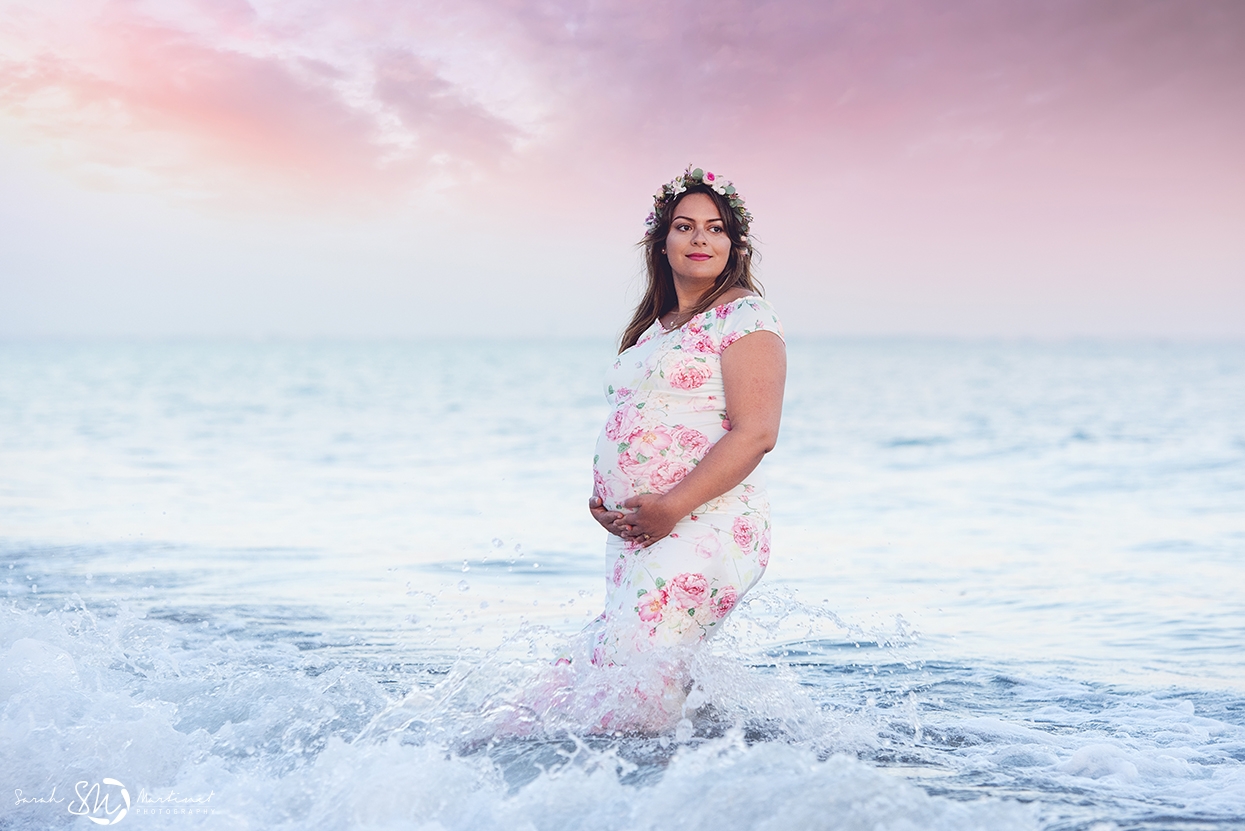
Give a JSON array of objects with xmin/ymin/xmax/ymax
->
[{"xmin": 613, "ymin": 494, "xmax": 681, "ymax": 547}]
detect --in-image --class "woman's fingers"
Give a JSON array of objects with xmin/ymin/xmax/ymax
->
[
  {"xmin": 599, "ymin": 495, "xmax": 669, "ymax": 546},
  {"xmin": 589, "ymin": 496, "xmax": 629, "ymax": 536},
  {"xmin": 619, "ymin": 494, "xmax": 654, "ymax": 511}
]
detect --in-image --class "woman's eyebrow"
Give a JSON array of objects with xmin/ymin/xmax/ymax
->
[{"xmin": 671, "ymin": 215, "xmax": 724, "ymax": 224}]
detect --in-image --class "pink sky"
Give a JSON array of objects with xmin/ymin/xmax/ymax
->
[{"xmin": 1, "ymin": 0, "xmax": 1242, "ymax": 338}]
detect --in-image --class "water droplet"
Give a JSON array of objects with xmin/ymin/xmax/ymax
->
[
  {"xmin": 458, "ymin": 580, "xmax": 470, "ymax": 592},
  {"xmin": 491, "ymin": 538, "xmax": 504, "ymax": 548},
  {"xmin": 533, "ymin": 563, "xmax": 540, "ymax": 569},
  {"xmin": 461, "ymin": 560, "xmax": 470, "ymax": 573},
  {"xmin": 479, "ymin": 601, "xmax": 489, "ymax": 610}
]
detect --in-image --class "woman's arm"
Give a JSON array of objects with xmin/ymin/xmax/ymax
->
[{"xmin": 612, "ymin": 330, "xmax": 786, "ymax": 546}]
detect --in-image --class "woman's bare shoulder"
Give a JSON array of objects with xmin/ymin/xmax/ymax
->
[{"xmin": 716, "ymin": 287, "xmax": 758, "ymax": 305}]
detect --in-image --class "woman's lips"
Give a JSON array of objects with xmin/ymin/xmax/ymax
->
[{"xmin": 687, "ymin": 253, "xmax": 712, "ymax": 261}]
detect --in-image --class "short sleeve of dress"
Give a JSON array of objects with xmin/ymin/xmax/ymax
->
[{"xmin": 715, "ymin": 296, "xmax": 785, "ymax": 354}]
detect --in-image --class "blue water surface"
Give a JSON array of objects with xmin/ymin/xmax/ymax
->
[{"xmin": 1, "ymin": 339, "xmax": 1243, "ymax": 830}]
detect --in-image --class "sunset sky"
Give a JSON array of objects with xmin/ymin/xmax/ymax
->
[{"xmin": 2, "ymin": 0, "xmax": 1242, "ymax": 339}]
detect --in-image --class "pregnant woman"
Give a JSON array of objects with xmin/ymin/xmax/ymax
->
[{"xmin": 584, "ymin": 166, "xmax": 786, "ymax": 723}]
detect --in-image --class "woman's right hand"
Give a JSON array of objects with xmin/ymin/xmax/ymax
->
[{"xmin": 589, "ymin": 495, "xmax": 625, "ymax": 537}]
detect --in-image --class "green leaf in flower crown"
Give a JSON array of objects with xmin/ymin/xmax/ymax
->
[
  {"xmin": 725, "ymin": 185, "xmax": 736, "ymax": 195},
  {"xmin": 692, "ymin": 168, "xmax": 704, "ymax": 180}
]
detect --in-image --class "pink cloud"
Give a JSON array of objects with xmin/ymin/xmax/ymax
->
[
  {"xmin": 0, "ymin": 0, "xmax": 1240, "ymax": 222},
  {"xmin": 0, "ymin": 0, "xmax": 530, "ymax": 202},
  {"xmin": 373, "ymin": 49, "xmax": 517, "ymax": 162},
  {"xmin": 0, "ymin": 0, "xmax": 1241, "ymax": 338}
]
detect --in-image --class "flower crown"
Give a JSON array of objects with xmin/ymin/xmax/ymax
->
[{"xmin": 645, "ymin": 165, "xmax": 753, "ymax": 242}]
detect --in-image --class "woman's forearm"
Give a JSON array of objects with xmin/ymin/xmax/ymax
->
[{"xmin": 656, "ymin": 427, "xmax": 775, "ymax": 519}]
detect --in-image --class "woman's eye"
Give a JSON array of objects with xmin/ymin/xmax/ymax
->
[
  {"xmin": 675, "ymin": 223, "xmax": 691, "ymax": 231},
  {"xmin": 710, "ymin": 225, "xmax": 724, "ymax": 233}
]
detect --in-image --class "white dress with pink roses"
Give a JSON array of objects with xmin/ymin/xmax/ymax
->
[{"xmin": 588, "ymin": 295, "xmax": 784, "ymax": 667}]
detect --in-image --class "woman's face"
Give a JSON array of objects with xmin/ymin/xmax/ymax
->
[{"xmin": 664, "ymin": 193, "xmax": 732, "ymax": 285}]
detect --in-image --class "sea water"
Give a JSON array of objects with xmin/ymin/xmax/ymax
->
[{"xmin": 1, "ymin": 339, "xmax": 1243, "ymax": 830}]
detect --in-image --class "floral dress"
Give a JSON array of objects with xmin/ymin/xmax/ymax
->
[{"xmin": 588, "ymin": 296, "xmax": 784, "ymax": 667}]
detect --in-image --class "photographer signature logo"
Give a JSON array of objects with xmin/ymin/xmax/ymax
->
[
  {"xmin": 16, "ymin": 777, "xmax": 216, "ymax": 822},
  {"xmin": 67, "ymin": 778, "xmax": 130, "ymax": 825}
]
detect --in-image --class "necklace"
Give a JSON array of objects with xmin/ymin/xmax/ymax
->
[{"xmin": 662, "ymin": 310, "xmax": 688, "ymax": 331}]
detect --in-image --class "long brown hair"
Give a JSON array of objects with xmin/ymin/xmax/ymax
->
[{"xmin": 619, "ymin": 184, "xmax": 762, "ymax": 352}]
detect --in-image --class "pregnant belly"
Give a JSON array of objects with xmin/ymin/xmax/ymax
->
[{"xmin": 593, "ymin": 420, "xmax": 714, "ymax": 512}]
